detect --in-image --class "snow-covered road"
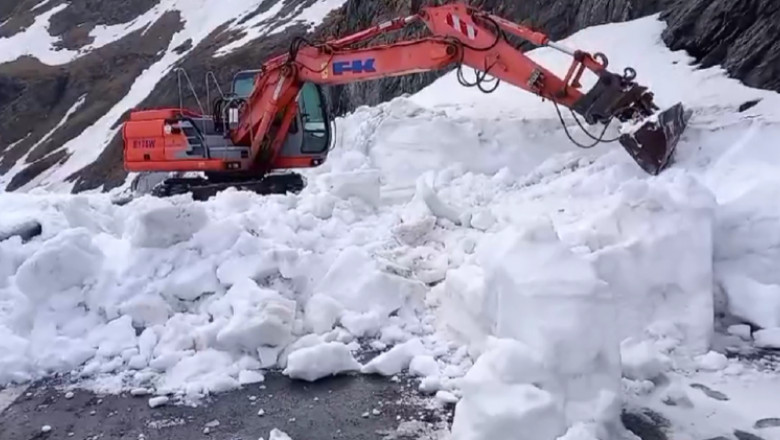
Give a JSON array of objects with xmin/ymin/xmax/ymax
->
[{"xmin": 2, "ymin": 14, "xmax": 780, "ymax": 440}]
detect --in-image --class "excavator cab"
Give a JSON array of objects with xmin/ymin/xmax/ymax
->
[{"xmin": 229, "ymin": 70, "xmax": 332, "ymax": 157}]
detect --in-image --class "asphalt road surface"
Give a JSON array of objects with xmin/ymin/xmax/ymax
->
[{"xmin": 0, "ymin": 373, "xmax": 451, "ymax": 440}]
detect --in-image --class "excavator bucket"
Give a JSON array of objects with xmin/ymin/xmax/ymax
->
[{"xmin": 617, "ymin": 103, "xmax": 692, "ymax": 175}]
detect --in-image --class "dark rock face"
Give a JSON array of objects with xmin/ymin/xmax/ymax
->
[{"xmin": 661, "ymin": 0, "xmax": 780, "ymax": 93}]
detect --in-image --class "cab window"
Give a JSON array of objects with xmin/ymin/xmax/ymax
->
[
  {"xmin": 232, "ymin": 73, "xmax": 257, "ymax": 98},
  {"xmin": 299, "ymin": 83, "xmax": 329, "ymax": 153}
]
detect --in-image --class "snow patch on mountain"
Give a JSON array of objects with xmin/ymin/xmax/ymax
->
[
  {"xmin": 0, "ymin": 95, "xmax": 87, "ymax": 189},
  {"xmin": 0, "ymin": 3, "xmax": 71, "ymax": 65}
]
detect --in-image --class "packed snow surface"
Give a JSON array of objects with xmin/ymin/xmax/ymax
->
[{"xmin": 3, "ymin": 13, "xmax": 780, "ymax": 440}]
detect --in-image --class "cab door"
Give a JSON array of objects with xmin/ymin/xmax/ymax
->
[{"xmin": 298, "ymin": 82, "xmax": 331, "ymax": 154}]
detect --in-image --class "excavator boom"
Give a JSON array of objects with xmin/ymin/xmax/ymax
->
[{"xmin": 123, "ymin": 2, "xmax": 690, "ymax": 199}]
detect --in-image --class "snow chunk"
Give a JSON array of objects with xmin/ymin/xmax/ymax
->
[
  {"xmin": 283, "ymin": 342, "xmax": 361, "ymax": 382},
  {"xmin": 436, "ymin": 390, "xmax": 459, "ymax": 404},
  {"xmin": 754, "ymin": 328, "xmax": 780, "ymax": 349},
  {"xmin": 340, "ymin": 311, "xmax": 382, "ymax": 338},
  {"xmin": 126, "ymin": 204, "xmax": 208, "ymax": 248},
  {"xmin": 619, "ymin": 338, "xmax": 671, "ymax": 381},
  {"xmin": 92, "ymin": 315, "xmax": 137, "ymax": 358},
  {"xmin": 120, "ymin": 294, "xmax": 171, "ymax": 327},
  {"xmin": 163, "ymin": 259, "xmax": 220, "ymax": 301},
  {"xmin": 361, "ymin": 338, "xmax": 426, "ymax": 376},
  {"xmin": 694, "ymin": 351, "xmax": 728, "ymax": 371},
  {"xmin": 726, "ymin": 324, "xmax": 752, "ymax": 340},
  {"xmin": 469, "ymin": 209, "xmax": 496, "ymax": 231},
  {"xmin": 0, "ymin": 326, "xmax": 32, "ymax": 383},
  {"xmin": 438, "ymin": 264, "xmax": 489, "ymax": 345},
  {"xmin": 318, "ymin": 170, "xmax": 381, "ymax": 206},
  {"xmin": 463, "ymin": 338, "xmax": 551, "ymax": 390},
  {"xmin": 315, "ymin": 247, "xmax": 425, "ymax": 319},
  {"xmin": 719, "ymin": 274, "xmax": 780, "ymax": 329},
  {"xmin": 404, "ymin": 173, "xmax": 463, "ymax": 225},
  {"xmin": 451, "ymin": 382, "xmax": 566, "ymax": 440},
  {"xmin": 304, "ymin": 294, "xmax": 343, "ymax": 334},
  {"xmin": 556, "ymin": 423, "xmax": 601, "ymax": 440},
  {"xmin": 409, "ymin": 355, "xmax": 439, "ymax": 378},
  {"xmin": 148, "ymin": 396, "xmax": 169, "ymax": 408},
  {"xmin": 15, "ymin": 228, "xmax": 103, "ymax": 302},
  {"xmin": 215, "ymin": 279, "xmax": 296, "ymax": 351},
  {"xmin": 269, "ymin": 428, "xmax": 293, "ymax": 440},
  {"xmin": 238, "ymin": 370, "xmax": 265, "ymax": 385},
  {"xmin": 216, "ymin": 254, "xmax": 278, "ymax": 287},
  {"xmin": 157, "ymin": 349, "xmax": 239, "ymax": 398}
]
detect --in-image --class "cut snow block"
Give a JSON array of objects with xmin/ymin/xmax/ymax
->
[
  {"xmin": 315, "ymin": 246, "xmax": 426, "ymax": 319},
  {"xmin": 474, "ymin": 221, "xmax": 623, "ymax": 426},
  {"xmin": 283, "ymin": 342, "xmax": 361, "ymax": 382},
  {"xmin": 585, "ymin": 178, "xmax": 716, "ymax": 355}
]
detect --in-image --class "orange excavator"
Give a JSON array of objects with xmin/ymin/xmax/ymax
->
[{"xmin": 123, "ymin": 2, "xmax": 691, "ymax": 200}]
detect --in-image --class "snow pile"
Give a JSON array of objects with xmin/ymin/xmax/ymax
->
[{"xmin": 3, "ymin": 11, "xmax": 780, "ymax": 440}]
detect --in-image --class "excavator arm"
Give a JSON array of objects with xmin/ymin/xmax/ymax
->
[
  {"xmin": 230, "ymin": 2, "xmax": 688, "ymax": 175},
  {"xmin": 123, "ymin": 2, "xmax": 691, "ymax": 199}
]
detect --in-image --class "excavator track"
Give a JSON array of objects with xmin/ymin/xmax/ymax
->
[{"xmin": 150, "ymin": 173, "xmax": 306, "ymax": 201}]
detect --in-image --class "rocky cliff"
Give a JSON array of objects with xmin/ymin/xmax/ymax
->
[
  {"xmin": 661, "ymin": 0, "xmax": 779, "ymax": 93},
  {"xmin": 0, "ymin": 0, "xmax": 777, "ymax": 193}
]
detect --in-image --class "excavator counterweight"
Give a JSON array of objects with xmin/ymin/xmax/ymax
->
[{"xmin": 122, "ymin": 2, "xmax": 690, "ymax": 199}]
